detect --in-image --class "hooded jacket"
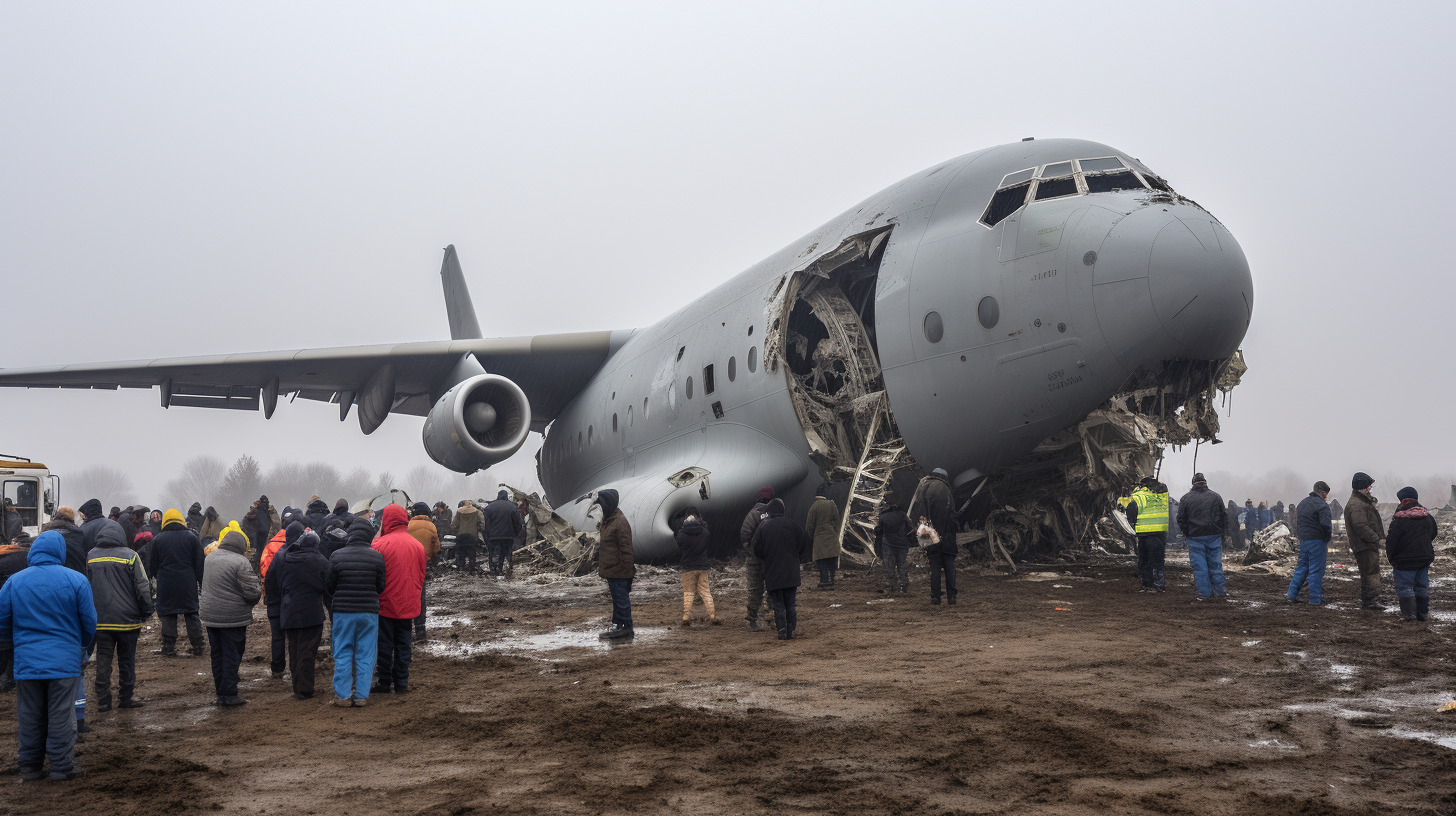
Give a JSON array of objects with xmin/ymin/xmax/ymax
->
[
  {"xmin": 262, "ymin": 523, "xmax": 304, "ymax": 614},
  {"xmin": 199, "ymin": 507, "xmax": 223, "ymax": 542},
  {"xmin": 909, "ymin": 471, "xmax": 958, "ymax": 555},
  {"xmin": 40, "ymin": 517, "xmax": 87, "ymax": 574},
  {"xmin": 267, "ymin": 529, "xmax": 331, "ymax": 629},
  {"xmin": 874, "ymin": 504, "xmax": 914, "ymax": 551},
  {"xmin": 303, "ymin": 499, "xmax": 330, "ymax": 534},
  {"xmin": 199, "ymin": 532, "xmax": 262, "ymax": 629},
  {"xmin": 407, "ymin": 515, "xmax": 441, "ymax": 559},
  {"xmin": 260, "ymin": 526, "xmax": 290, "ymax": 584},
  {"xmin": 0, "ymin": 542, "xmax": 30, "ymax": 589},
  {"xmin": 739, "ymin": 500, "xmax": 771, "ymax": 550},
  {"xmin": 372, "ymin": 505, "xmax": 426, "ymax": 619},
  {"xmin": 451, "ymin": 503, "xmax": 484, "ymax": 542},
  {"xmin": 675, "ymin": 514, "xmax": 711, "ymax": 572},
  {"xmin": 1177, "ymin": 483, "xmax": 1227, "ymax": 538},
  {"xmin": 1344, "ymin": 490, "xmax": 1385, "ymax": 553},
  {"xmin": 482, "ymin": 492, "xmax": 525, "ymax": 541},
  {"xmin": 1295, "ymin": 493, "xmax": 1333, "ymax": 543},
  {"xmin": 1385, "ymin": 500, "xmax": 1437, "ymax": 571},
  {"xmin": 327, "ymin": 518, "xmax": 387, "ymax": 615},
  {"xmin": 0, "ymin": 531, "xmax": 97, "ymax": 679},
  {"xmin": 319, "ymin": 506, "xmax": 354, "ymax": 559},
  {"xmin": 595, "ymin": 490, "xmax": 635, "ymax": 581},
  {"xmin": 148, "ymin": 510, "xmax": 206, "ymax": 616},
  {"xmin": 186, "ymin": 503, "xmax": 205, "ymax": 533},
  {"xmin": 804, "ymin": 495, "xmax": 843, "ymax": 561},
  {"xmin": 752, "ymin": 499, "xmax": 810, "ymax": 591},
  {"xmin": 85, "ymin": 520, "xmax": 155, "ymax": 631}
]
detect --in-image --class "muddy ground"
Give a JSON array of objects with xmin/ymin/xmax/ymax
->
[{"xmin": 2, "ymin": 544, "xmax": 1454, "ymax": 816}]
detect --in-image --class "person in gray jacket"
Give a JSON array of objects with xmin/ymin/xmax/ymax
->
[
  {"xmin": 85, "ymin": 521, "xmax": 154, "ymax": 711},
  {"xmin": 199, "ymin": 530, "xmax": 261, "ymax": 707}
]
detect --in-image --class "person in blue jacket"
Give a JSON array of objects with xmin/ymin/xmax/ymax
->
[{"xmin": 0, "ymin": 530, "xmax": 97, "ymax": 781}]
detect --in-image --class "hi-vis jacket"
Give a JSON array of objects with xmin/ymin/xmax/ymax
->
[
  {"xmin": 86, "ymin": 520, "xmax": 155, "ymax": 632},
  {"xmin": 1126, "ymin": 487, "xmax": 1170, "ymax": 534}
]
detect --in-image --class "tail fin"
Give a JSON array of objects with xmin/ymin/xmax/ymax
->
[{"xmin": 440, "ymin": 245, "xmax": 483, "ymax": 340}]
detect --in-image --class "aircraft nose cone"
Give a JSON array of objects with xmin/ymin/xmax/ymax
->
[{"xmin": 1091, "ymin": 206, "xmax": 1251, "ymax": 373}]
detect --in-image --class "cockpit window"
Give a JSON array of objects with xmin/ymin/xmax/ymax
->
[
  {"xmin": 1033, "ymin": 176, "xmax": 1078, "ymax": 200},
  {"xmin": 1077, "ymin": 157, "xmax": 1125, "ymax": 173},
  {"xmin": 1039, "ymin": 162, "xmax": 1074, "ymax": 178},
  {"xmin": 1141, "ymin": 173, "xmax": 1172, "ymax": 193},
  {"xmin": 980, "ymin": 156, "xmax": 1165, "ymax": 229},
  {"xmin": 1001, "ymin": 168, "xmax": 1035, "ymax": 186},
  {"xmin": 981, "ymin": 181, "xmax": 1031, "ymax": 227},
  {"xmin": 1084, "ymin": 170, "xmax": 1146, "ymax": 194}
]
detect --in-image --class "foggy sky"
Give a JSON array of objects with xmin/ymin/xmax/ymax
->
[{"xmin": 3, "ymin": 2, "xmax": 1453, "ymax": 504}]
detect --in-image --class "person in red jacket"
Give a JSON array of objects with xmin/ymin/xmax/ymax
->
[{"xmin": 371, "ymin": 505, "xmax": 426, "ymax": 693}]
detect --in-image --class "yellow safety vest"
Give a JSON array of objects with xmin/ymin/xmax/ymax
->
[{"xmin": 1131, "ymin": 488, "xmax": 1169, "ymax": 534}]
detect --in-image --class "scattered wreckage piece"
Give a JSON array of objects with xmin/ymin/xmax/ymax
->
[
  {"xmin": 1243, "ymin": 522, "xmax": 1298, "ymax": 566},
  {"xmin": 500, "ymin": 485, "xmax": 601, "ymax": 577}
]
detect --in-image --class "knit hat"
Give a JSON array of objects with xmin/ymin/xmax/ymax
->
[
  {"xmin": 411, "ymin": 502, "xmax": 431, "ymax": 517},
  {"xmin": 79, "ymin": 498, "xmax": 104, "ymax": 519},
  {"xmin": 1352, "ymin": 472, "xmax": 1374, "ymax": 490},
  {"xmin": 1192, "ymin": 472, "xmax": 1207, "ymax": 486},
  {"xmin": 334, "ymin": 499, "xmax": 350, "ymax": 513},
  {"xmin": 1313, "ymin": 481, "xmax": 1330, "ymax": 494},
  {"xmin": 1396, "ymin": 486, "xmax": 1418, "ymax": 502},
  {"xmin": 755, "ymin": 486, "xmax": 775, "ymax": 501},
  {"xmin": 284, "ymin": 521, "xmax": 305, "ymax": 544},
  {"xmin": 815, "ymin": 483, "xmax": 829, "ymax": 497}
]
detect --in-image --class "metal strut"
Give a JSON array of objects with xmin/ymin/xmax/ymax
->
[{"xmin": 834, "ymin": 395, "xmax": 911, "ymax": 565}]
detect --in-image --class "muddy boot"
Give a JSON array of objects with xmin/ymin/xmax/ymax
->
[
  {"xmin": 1398, "ymin": 597, "xmax": 1417, "ymax": 622},
  {"xmin": 1416, "ymin": 596, "xmax": 1429, "ymax": 622},
  {"xmin": 606, "ymin": 626, "xmax": 634, "ymax": 641},
  {"xmin": 747, "ymin": 618, "xmax": 763, "ymax": 632},
  {"xmin": 599, "ymin": 625, "xmax": 626, "ymax": 640}
]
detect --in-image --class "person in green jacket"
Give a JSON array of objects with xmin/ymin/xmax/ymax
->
[{"xmin": 803, "ymin": 485, "xmax": 842, "ymax": 589}]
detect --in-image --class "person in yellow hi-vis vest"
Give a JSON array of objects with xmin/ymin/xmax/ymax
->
[{"xmin": 1124, "ymin": 476, "xmax": 1170, "ymax": 592}]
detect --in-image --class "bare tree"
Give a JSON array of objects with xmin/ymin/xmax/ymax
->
[
  {"xmin": 162, "ymin": 455, "xmax": 228, "ymax": 511},
  {"xmin": 218, "ymin": 455, "xmax": 264, "ymax": 519},
  {"xmin": 66, "ymin": 465, "xmax": 137, "ymax": 510}
]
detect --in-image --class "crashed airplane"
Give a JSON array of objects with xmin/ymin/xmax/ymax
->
[{"xmin": 0, "ymin": 138, "xmax": 1252, "ymax": 562}]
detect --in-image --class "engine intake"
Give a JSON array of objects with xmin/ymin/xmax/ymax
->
[{"xmin": 422, "ymin": 374, "xmax": 531, "ymax": 473}]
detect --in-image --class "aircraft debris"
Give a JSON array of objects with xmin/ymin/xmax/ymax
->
[
  {"xmin": 503, "ymin": 486, "xmax": 599, "ymax": 576},
  {"xmin": 1243, "ymin": 522, "xmax": 1298, "ymax": 566}
]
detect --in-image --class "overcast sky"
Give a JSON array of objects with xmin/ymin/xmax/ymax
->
[{"xmin": 2, "ymin": 2, "xmax": 1453, "ymax": 504}]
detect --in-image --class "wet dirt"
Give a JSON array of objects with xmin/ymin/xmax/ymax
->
[{"xmin": 2, "ymin": 555, "xmax": 1454, "ymax": 815}]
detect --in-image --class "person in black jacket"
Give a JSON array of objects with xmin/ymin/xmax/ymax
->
[
  {"xmin": 1287, "ymin": 482, "xmax": 1333, "ymax": 605},
  {"xmin": 85, "ymin": 520, "xmax": 154, "ymax": 711},
  {"xmin": 147, "ymin": 509, "xmax": 206, "ymax": 656},
  {"xmin": 78, "ymin": 499, "xmax": 110, "ymax": 553},
  {"xmin": 186, "ymin": 503, "xmax": 205, "ymax": 533},
  {"xmin": 268, "ymin": 527, "xmax": 331, "ymax": 699},
  {"xmin": 303, "ymin": 498, "xmax": 330, "ymax": 535},
  {"xmin": 910, "ymin": 468, "xmax": 958, "ymax": 605},
  {"xmin": 1386, "ymin": 486, "xmax": 1438, "ymax": 622},
  {"xmin": 326, "ymin": 518, "xmax": 386, "ymax": 706},
  {"xmin": 1, "ymin": 499, "xmax": 20, "ymax": 544},
  {"xmin": 40, "ymin": 508, "xmax": 87, "ymax": 575},
  {"xmin": 481, "ymin": 490, "xmax": 524, "ymax": 577},
  {"xmin": 1177, "ymin": 473, "xmax": 1229, "ymax": 600},
  {"xmin": 674, "ymin": 508, "xmax": 717, "ymax": 626},
  {"xmin": 318, "ymin": 500, "xmax": 354, "ymax": 560},
  {"xmin": 751, "ymin": 499, "xmax": 810, "ymax": 640},
  {"xmin": 874, "ymin": 502, "xmax": 913, "ymax": 595}
]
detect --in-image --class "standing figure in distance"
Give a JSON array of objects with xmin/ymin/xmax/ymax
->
[
  {"xmin": 803, "ymin": 485, "xmax": 842, "ymax": 590},
  {"xmin": 910, "ymin": 468, "xmax": 958, "ymax": 606},
  {"xmin": 751, "ymin": 499, "xmax": 810, "ymax": 640},
  {"xmin": 1385, "ymin": 486, "xmax": 1437, "ymax": 623},
  {"xmin": 595, "ymin": 490, "xmax": 635, "ymax": 641},
  {"xmin": 1344, "ymin": 472, "xmax": 1386, "ymax": 610},
  {"xmin": 1287, "ymin": 482, "xmax": 1333, "ymax": 605}
]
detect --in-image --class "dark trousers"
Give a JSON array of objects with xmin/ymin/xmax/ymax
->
[
  {"xmin": 16, "ymin": 677, "xmax": 78, "ymax": 774},
  {"xmin": 159, "ymin": 612, "xmax": 203, "ymax": 654},
  {"xmin": 1354, "ymin": 548, "xmax": 1382, "ymax": 603},
  {"xmin": 455, "ymin": 537, "xmax": 478, "ymax": 572},
  {"xmin": 93, "ymin": 630, "xmax": 140, "ymax": 707},
  {"xmin": 414, "ymin": 580, "xmax": 428, "ymax": 636},
  {"xmin": 0, "ymin": 644, "xmax": 13, "ymax": 689},
  {"xmin": 488, "ymin": 538, "xmax": 513, "ymax": 575},
  {"xmin": 284, "ymin": 625, "xmax": 324, "ymax": 698},
  {"xmin": 607, "ymin": 577, "xmax": 633, "ymax": 629},
  {"xmin": 268, "ymin": 614, "xmax": 286, "ymax": 674},
  {"xmin": 882, "ymin": 548, "xmax": 908, "ymax": 591},
  {"xmin": 1136, "ymin": 533, "xmax": 1167, "ymax": 589},
  {"xmin": 928, "ymin": 550, "xmax": 957, "ymax": 602},
  {"xmin": 375, "ymin": 616, "xmax": 413, "ymax": 691},
  {"xmin": 767, "ymin": 587, "xmax": 798, "ymax": 637},
  {"xmin": 816, "ymin": 557, "xmax": 838, "ymax": 587},
  {"xmin": 206, "ymin": 626, "xmax": 248, "ymax": 699},
  {"xmin": 745, "ymin": 555, "xmax": 767, "ymax": 622}
]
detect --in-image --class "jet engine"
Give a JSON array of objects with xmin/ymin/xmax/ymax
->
[{"xmin": 421, "ymin": 374, "xmax": 531, "ymax": 473}]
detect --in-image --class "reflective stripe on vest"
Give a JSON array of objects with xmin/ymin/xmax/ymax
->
[{"xmin": 1132, "ymin": 489, "xmax": 1170, "ymax": 534}]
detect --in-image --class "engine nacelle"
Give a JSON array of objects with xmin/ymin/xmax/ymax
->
[{"xmin": 422, "ymin": 374, "xmax": 532, "ymax": 474}]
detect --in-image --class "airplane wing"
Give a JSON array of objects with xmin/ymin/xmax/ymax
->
[{"xmin": 0, "ymin": 331, "xmax": 614, "ymax": 432}]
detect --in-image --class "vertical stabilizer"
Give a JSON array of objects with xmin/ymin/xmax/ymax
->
[{"xmin": 440, "ymin": 245, "xmax": 483, "ymax": 340}]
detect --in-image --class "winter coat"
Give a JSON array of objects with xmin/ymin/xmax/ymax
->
[
  {"xmin": 0, "ymin": 531, "xmax": 96, "ymax": 679},
  {"xmin": 751, "ymin": 506, "xmax": 810, "ymax": 591},
  {"xmin": 739, "ymin": 500, "xmax": 770, "ymax": 548},
  {"xmin": 482, "ymin": 498, "xmax": 524, "ymax": 542},
  {"xmin": 260, "ymin": 529, "xmax": 288, "ymax": 586},
  {"xmin": 451, "ymin": 504, "xmax": 484, "ymax": 543},
  {"xmin": 407, "ymin": 516, "xmax": 441, "ymax": 559},
  {"xmin": 186, "ymin": 504, "xmax": 205, "ymax": 533},
  {"xmin": 118, "ymin": 513, "xmax": 138, "ymax": 548},
  {"xmin": 804, "ymin": 496, "xmax": 842, "ymax": 561},
  {"xmin": 303, "ymin": 499, "xmax": 330, "ymax": 534},
  {"xmin": 85, "ymin": 521, "xmax": 154, "ymax": 632},
  {"xmin": 874, "ymin": 507, "xmax": 914, "ymax": 551},
  {"xmin": 199, "ymin": 509, "xmax": 224, "ymax": 543},
  {"xmin": 372, "ymin": 505, "xmax": 426, "ymax": 620},
  {"xmin": 2, "ymin": 509, "xmax": 20, "ymax": 543},
  {"xmin": 1295, "ymin": 493, "xmax": 1333, "ymax": 543},
  {"xmin": 199, "ymin": 532, "xmax": 261, "ymax": 629},
  {"xmin": 596, "ymin": 499, "xmax": 635, "ymax": 581},
  {"xmin": 40, "ymin": 518, "xmax": 87, "ymax": 574},
  {"xmin": 268, "ymin": 532, "xmax": 331, "ymax": 629},
  {"xmin": 1385, "ymin": 501, "xmax": 1437, "ymax": 571},
  {"xmin": 675, "ymin": 518, "xmax": 711, "ymax": 571},
  {"xmin": 1177, "ymin": 485, "xmax": 1228, "ymax": 538},
  {"xmin": 319, "ymin": 510, "xmax": 353, "ymax": 559},
  {"xmin": 148, "ymin": 521, "xmax": 205, "ymax": 615},
  {"xmin": 327, "ymin": 519, "xmax": 387, "ymax": 615},
  {"xmin": 267, "ymin": 505, "xmax": 282, "ymax": 540},
  {"xmin": 1344, "ymin": 491, "xmax": 1385, "ymax": 553},
  {"xmin": 0, "ymin": 543, "xmax": 30, "ymax": 589},
  {"xmin": 79, "ymin": 515, "xmax": 112, "ymax": 553},
  {"xmin": 432, "ymin": 508, "xmax": 453, "ymax": 542},
  {"xmin": 1257, "ymin": 506, "xmax": 1271, "ymax": 528},
  {"xmin": 909, "ymin": 472, "xmax": 958, "ymax": 555}
]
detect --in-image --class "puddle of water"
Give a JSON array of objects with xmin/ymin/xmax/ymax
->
[
  {"xmin": 1329, "ymin": 664, "xmax": 1359, "ymax": 679},
  {"xmin": 1248, "ymin": 739, "xmax": 1299, "ymax": 749},
  {"xmin": 424, "ymin": 623, "xmax": 669, "ymax": 658},
  {"xmin": 426, "ymin": 613, "xmax": 474, "ymax": 629},
  {"xmin": 1242, "ymin": 640, "xmax": 1263, "ymax": 647},
  {"xmin": 1284, "ymin": 651, "xmax": 1308, "ymax": 658}
]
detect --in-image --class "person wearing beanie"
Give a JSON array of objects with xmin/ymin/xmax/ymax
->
[
  {"xmin": 738, "ymin": 487, "xmax": 776, "ymax": 629},
  {"xmin": 199, "ymin": 530, "xmax": 261, "ymax": 706},
  {"xmin": 1177, "ymin": 472, "xmax": 1229, "ymax": 600},
  {"xmin": 1385, "ymin": 487, "xmax": 1437, "ymax": 622},
  {"xmin": 1125, "ymin": 476, "xmax": 1171, "ymax": 592},
  {"xmin": 147, "ymin": 509, "xmax": 206, "ymax": 657},
  {"xmin": 405, "ymin": 503, "xmax": 440, "ymax": 642},
  {"xmin": 482, "ymin": 490, "xmax": 524, "ymax": 578},
  {"xmin": 450, "ymin": 499, "xmax": 484, "ymax": 574},
  {"xmin": 327, "ymin": 518, "xmax": 386, "ymax": 706},
  {"xmin": 77, "ymin": 499, "xmax": 108, "ymax": 553},
  {"xmin": 751, "ymin": 498, "xmax": 810, "ymax": 640},
  {"xmin": 804, "ymin": 484, "xmax": 842, "ymax": 590},
  {"xmin": 318, "ymin": 500, "xmax": 355, "ymax": 561},
  {"xmin": 594, "ymin": 490, "xmax": 635, "ymax": 640},
  {"xmin": 1288, "ymin": 482, "xmax": 1334, "ymax": 605},
  {"xmin": 910, "ymin": 468, "xmax": 958, "ymax": 606},
  {"xmin": 261, "ymin": 521, "xmax": 304, "ymax": 680},
  {"xmin": 1344, "ymin": 472, "xmax": 1385, "ymax": 609},
  {"xmin": 107, "ymin": 507, "xmax": 121, "ymax": 522}
]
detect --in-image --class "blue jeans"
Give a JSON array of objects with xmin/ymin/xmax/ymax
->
[
  {"xmin": 1186, "ymin": 535, "xmax": 1226, "ymax": 598},
  {"xmin": 1392, "ymin": 567, "xmax": 1430, "ymax": 600},
  {"xmin": 332, "ymin": 612, "xmax": 379, "ymax": 700},
  {"xmin": 1287, "ymin": 540, "xmax": 1328, "ymax": 604},
  {"xmin": 17, "ymin": 677, "xmax": 78, "ymax": 775},
  {"xmin": 607, "ymin": 578, "xmax": 633, "ymax": 629}
]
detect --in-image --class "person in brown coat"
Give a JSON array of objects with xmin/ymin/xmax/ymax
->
[
  {"xmin": 594, "ymin": 489, "xmax": 635, "ymax": 640},
  {"xmin": 1344, "ymin": 472, "xmax": 1385, "ymax": 610},
  {"xmin": 406, "ymin": 503, "xmax": 440, "ymax": 642}
]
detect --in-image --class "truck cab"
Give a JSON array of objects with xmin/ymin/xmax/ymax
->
[{"xmin": 1, "ymin": 456, "xmax": 59, "ymax": 542}]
